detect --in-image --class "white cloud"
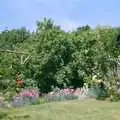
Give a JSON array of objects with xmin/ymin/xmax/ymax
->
[{"xmin": 55, "ymin": 19, "xmax": 80, "ymax": 31}]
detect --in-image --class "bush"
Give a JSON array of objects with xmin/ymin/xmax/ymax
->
[
  {"xmin": 44, "ymin": 94, "xmax": 78, "ymax": 102},
  {"xmin": 0, "ymin": 94, "xmax": 11, "ymax": 108},
  {"xmin": 11, "ymin": 88, "xmax": 40, "ymax": 107},
  {"xmin": 0, "ymin": 79, "xmax": 10, "ymax": 91},
  {"xmin": 88, "ymin": 86, "xmax": 108, "ymax": 100},
  {"xmin": 88, "ymin": 80, "xmax": 108, "ymax": 100},
  {"xmin": 74, "ymin": 88, "xmax": 90, "ymax": 100},
  {"xmin": 44, "ymin": 87, "xmax": 90, "ymax": 102},
  {"xmin": 108, "ymin": 87, "xmax": 120, "ymax": 102}
]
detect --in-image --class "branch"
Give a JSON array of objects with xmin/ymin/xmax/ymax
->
[{"xmin": 0, "ymin": 50, "xmax": 29, "ymax": 55}]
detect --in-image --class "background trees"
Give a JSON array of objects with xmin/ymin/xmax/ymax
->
[{"xmin": 0, "ymin": 18, "xmax": 120, "ymax": 93}]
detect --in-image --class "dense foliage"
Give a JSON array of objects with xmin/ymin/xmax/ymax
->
[{"xmin": 0, "ymin": 18, "xmax": 120, "ymax": 95}]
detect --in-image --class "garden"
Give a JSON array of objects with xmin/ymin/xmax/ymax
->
[{"xmin": 0, "ymin": 18, "xmax": 120, "ymax": 119}]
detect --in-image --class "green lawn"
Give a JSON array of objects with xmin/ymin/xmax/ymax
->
[{"xmin": 0, "ymin": 100, "xmax": 120, "ymax": 120}]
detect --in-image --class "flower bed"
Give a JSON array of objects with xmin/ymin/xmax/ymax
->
[
  {"xmin": 11, "ymin": 88, "xmax": 40, "ymax": 107},
  {"xmin": 44, "ymin": 87, "xmax": 90, "ymax": 102}
]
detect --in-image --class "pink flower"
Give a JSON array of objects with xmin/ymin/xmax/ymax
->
[{"xmin": 17, "ymin": 89, "xmax": 39, "ymax": 98}]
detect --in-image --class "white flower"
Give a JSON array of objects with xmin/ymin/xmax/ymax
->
[{"xmin": 92, "ymin": 75, "xmax": 97, "ymax": 80}]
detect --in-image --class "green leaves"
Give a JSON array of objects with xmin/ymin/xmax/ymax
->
[{"xmin": 0, "ymin": 18, "xmax": 120, "ymax": 93}]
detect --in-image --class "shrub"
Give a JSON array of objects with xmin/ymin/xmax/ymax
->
[
  {"xmin": 108, "ymin": 87, "xmax": 120, "ymax": 102},
  {"xmin": 24, "ymin": 79, "xmax": 37, "ymax": 88},
  {"xmin": 74, "ymin": 88, "xmax": 90, "ymax": 100},
  {"xmin": 88, "ymin": 80, "xmax": 108, "ymax": 100},
  {"xmin": 44, "ymin": 87, "xmax": 89, "ymax": 102},
  {"xmin": 44, "ymin": 94, "xmax": 78, "ymax": 102},
  {"xmin": 88, "ymin": 86, "xmax": 108, "ymax": 100},
  {"xmin": 44, "ymin": 88, "xmax": 77, "ymax": 102},
  {"xmin": 0, "ymin": 96, "xmax": 11, "ymax": 108},
  {"xmin": 0, "ymin": 79, "xmax": 10, "ymax": 91},
  {"xmin": 11, "ymin": 88, "xmax": 40, "ymax": 107}
]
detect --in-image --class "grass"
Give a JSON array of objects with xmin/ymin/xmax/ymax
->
[{"xmin": 0, "ymin": 99, "xmax": 120, "ymax": 120}]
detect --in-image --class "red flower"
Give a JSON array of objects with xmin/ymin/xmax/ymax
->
[{"xmin": 16, "ymin": 79, "xmax": 24, "ymax": 86}]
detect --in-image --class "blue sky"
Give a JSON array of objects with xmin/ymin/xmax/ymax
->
[{"xmin": 0, "ymin": 0, "xmax": 120, "ymax": 31}]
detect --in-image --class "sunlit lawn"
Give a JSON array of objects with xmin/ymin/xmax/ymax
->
[{"xmin": 0, "ymin": 99, "xmax": 120, "ymax": 120}]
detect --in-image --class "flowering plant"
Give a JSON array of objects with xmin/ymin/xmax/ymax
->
[
  {"xmin": 44, "ymin": 87, "xmax": 89, "ymax": 102},
  {"xmin": 18, "ymin": 88, "xmax": 39, "ymax": 98},
  {"xmin": 16, "ymin": 79, "xmax": 24, "ymax": 86},
  {"xmin": 11, "ymin": 88, "xmax": 40, "ymax": 107}
]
